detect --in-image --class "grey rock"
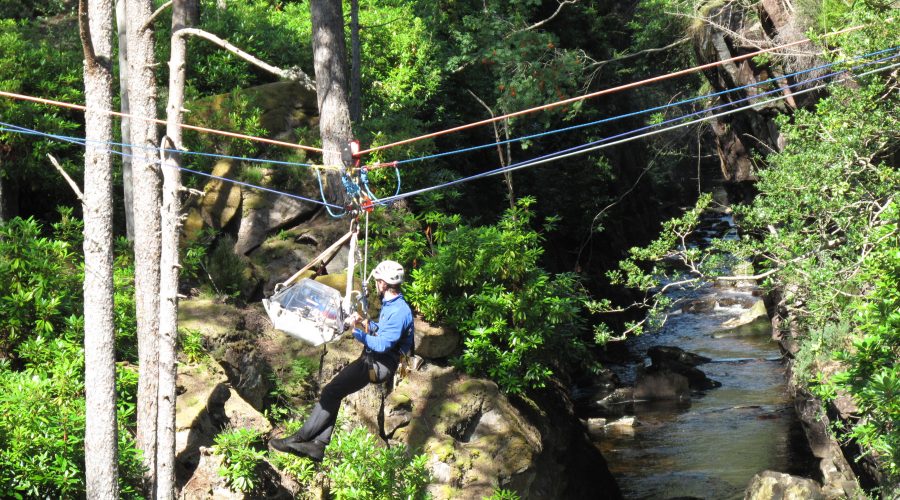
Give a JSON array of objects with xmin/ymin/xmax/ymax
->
[{"xmin": 744, "ymin": 470, "xmax": 824, "ymax": 500}]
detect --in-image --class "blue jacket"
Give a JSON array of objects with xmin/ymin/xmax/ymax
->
[{"xmin": 353, "ymin": 294, "xmax": 414, "ymax": 355}]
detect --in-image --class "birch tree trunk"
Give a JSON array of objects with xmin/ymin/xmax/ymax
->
[
  {"xmin": 156, "ymin": 1, "xmax": 190, "ymax": 497},
  {"xmin": 126, "ymin": 0, "xmax": 162, "ymax": 492},
  {"xmin": 80, "ymin": 0, "xmax": 119, "ymax": 496},
  {"xmin": 116, "ymin": 0, "xmax": 134, "ymax": 241},
  {"xmin": 310, "ymin": 0, "xmax": 352, "ymax": 206}
]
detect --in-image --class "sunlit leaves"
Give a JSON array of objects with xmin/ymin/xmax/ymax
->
[{"xmin": 405, "ymin": 197, "xmax": 596, "ymax": 393}]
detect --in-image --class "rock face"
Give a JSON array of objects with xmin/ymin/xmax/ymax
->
[
  {"xmin": 181, "ymin": 80, "xmax": 323, "ymax": 257},
  {"xmin": 692, "ymin": 0, "xmax": 827, "ymax": 185},
  {"xmin": 744, "ymin": 470, "xmax": 824, "ymax": 500},
  {"xmin": 174, "ymin": 362, "xmax": 273, "ymax": 487},
  {"xmin": 314, "ymin": 334, "xmax": 621, "ymax": 499},
  {"xmin": 178, "ymin": 297, "xmax": 622, "ymax": 498},
  {"xmin": 180, "ymin": 447, "xmax": 297, "ymax": 500},
  {"xmin": 413, "ymin": 316, "xmax": 460, "ymax": 359}
]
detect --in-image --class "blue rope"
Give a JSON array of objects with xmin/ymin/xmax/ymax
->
[
  {"xmin": 0, "ymin": 122, "xmax": 343, "ymax": 209},
  {"xmin": 315, "ymin": 167, "xmax": 349, "ymax": 217},
  {"xmin": 375, "ymin": 52, "xmax": 900, "ymax": 205},
  {"xmin": 0, "ymin": 120, "xmax": 322, "ymax": 169},
  {"xmin": 384, "ymin": 46, "xmax": 900, "ymax": 167}
]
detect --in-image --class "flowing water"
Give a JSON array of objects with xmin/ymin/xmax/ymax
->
[{"xmin": 589, "ymin": 215, "xmax": 817, "ymax": 499}]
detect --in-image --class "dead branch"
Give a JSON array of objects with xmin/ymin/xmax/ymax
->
[
  {"xmin": 77, "ymin": 0, "xmax": 97, "ymax": 71},
  {"xmin": 174, "ymin": 28, "xmax": 316, "ymax": 91},
  {"xmin": 514, "ymin": 0, "xmax": 577, "ymax": 34},
  {"xmin": 48, "ymin": 154, "xmax": 84, "ymax": 202},
  {"xmin": 142, "ymin": 1, "xmax": 173, "ymax": 32},
  {"xmin": 585, "ymin": 37, "xmax": 690, "ymax": 69}
]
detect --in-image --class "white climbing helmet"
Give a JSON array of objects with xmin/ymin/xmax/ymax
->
[{"xmin": 372, "ymin": 260, "xmax": 404, "ymax": 285}]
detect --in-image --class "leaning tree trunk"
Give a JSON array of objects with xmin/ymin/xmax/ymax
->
[
  {"xmin": 116, "ymin": 0, "xmax": 134, "ymax": 241},
  {"xmin": 155, "ymin": 1, "xmax": 190, "ymax": 497},
  {"xmin": 126, "ymin": 0, "xmax": 162, "ymax": 492},
  {"xmin": 80, "ymin": 0, "xmax": 119, "ymax": 496},
  {"xmin": 310, "ymin": 0, "xmax": 352, "ymax": 207}
]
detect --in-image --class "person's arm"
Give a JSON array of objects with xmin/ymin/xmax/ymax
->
[{"xmin": 353, "ymin": 308, "xmax": 401, "ymax": 352}]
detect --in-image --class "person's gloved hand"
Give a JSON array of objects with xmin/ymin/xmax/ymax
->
[{"xmin": 344, "ymin": 312, "xmax": 362, "ymax": 329}]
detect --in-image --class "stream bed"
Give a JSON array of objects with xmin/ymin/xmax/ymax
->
[{"xmin": 588, "ymin": 216, "xmax": 818, "ymax": 499}]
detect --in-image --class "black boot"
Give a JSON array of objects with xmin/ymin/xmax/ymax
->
[
  {"xmin": 269, "ymin": 435, "xmax": 326, "ymax": 462},
  {"xmin": 268, "ymin": 431, "xmax": 305, "ymax": 454}
]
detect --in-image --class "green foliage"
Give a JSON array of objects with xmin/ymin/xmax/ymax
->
[
  {"xmin": 324, "ymin": 427, "xmax": 430, "ymax": 500},
  {"xmin": 0, "ymin": 215, "xmax": 80, "ymax": 355},
  {"xmin": 0, "ymin": 337, "xmax": 145, "ymax": 498},
  {"xmin": 267, "ymin": 356, "xmax": 318, "ymax": 422},
  {"xmin": 212, "ymin": 428, "xmax": 266, "ymax": 493},
  {"xmin": 815, "ymin": 202, "xmax": 900, "ymax": 478},
  {"xmin": 178, "ymin": 328, "xmax": 207, "ymax": 364},
  {"xmin": 206, "ymin": 235, "xmax": 252, "ymax": 298},
  {"xmin": 405, "ymin": 197, "xmax": 597, "ymax": 393},
  {"xmin": 791, "ymin": 320, "xmax": 851, "ymax": 384},
  {"xmin": 180, "ymin": 228, "xmax": 216, "ymax": 284},
  {"xmin": 0, "ymin": 216, "xmax": 143, "ymax": 496},
  {"xmin": 0, "ymin": 16, "xmax": 84, "ymax": 218},
  {"xmin": 485, "ymin": 488, "xmax": 521, "ymax": 500}
]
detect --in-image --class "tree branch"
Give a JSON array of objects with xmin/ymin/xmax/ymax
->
[
  {"xmin": 141, "ymin": 0, "xmax": 173, "ymax": 32},
  {"xmin": 77, "ymin": 0, "xmax": 98, "ymax": 71},
  {"xmin": 174, "ymin": 28, "xmax": 316, "ymax": 91},
  {"xmin": 48, "ymin": 154, "xmax": 84, "ymax": 201},
  {"xmin": 516, "ymin": 0, "xmax": 577, "ymax": 33},
  {"xmin": 586, "ymin": 37, "xmax": 690, "ymax": 69}
]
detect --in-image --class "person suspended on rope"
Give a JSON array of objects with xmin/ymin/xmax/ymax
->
[{"xmin": 269, "ymin": 260, "xmax": 415, "ymax": 462}]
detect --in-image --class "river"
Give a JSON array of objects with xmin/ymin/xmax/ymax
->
[{"xmin": 586, "ymin": 212, "xmax": 818, "ymax": 499}]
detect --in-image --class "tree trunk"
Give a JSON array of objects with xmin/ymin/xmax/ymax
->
[
  {"xmin": 116, "ymin": 0, "xmax": 134, "ymax": 241},
  {"xmin": 156, "ymin": 1, "xmax": 190, "ymax": 497},
  {"xmin": 80, "ymin": 0, "xmax": 119, "ymax": 496},
  {"xmin": 126, "ymin": 0, "xmax": 162, "ymax": 493},
  {"xmin": 349, "ymin": 0, "xmax": 361, "ymax": 123},
  {"xmin": 0, "ymin": 172, "xmax": 7, "ymax": 223},
  {"xmin": 310, "ymin": 0, "xmax": 352, "ymax": 207}
]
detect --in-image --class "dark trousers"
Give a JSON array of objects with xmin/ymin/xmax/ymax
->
[{"xmin": 296, "ymin": 351, "xmax": 396, "ymax": 444}]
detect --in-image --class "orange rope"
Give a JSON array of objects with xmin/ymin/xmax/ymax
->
[
  {"xmin": 0, "ymin": 89, "xmax": 324, "ymax": 154},
  {"xmin": 358, "ymin": 24, "xmax": 865, "ymax": 155}
]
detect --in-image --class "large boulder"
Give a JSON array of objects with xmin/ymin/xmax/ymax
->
[
  {"xmin": 182, "ymin": 80, "xmax": 323, "ymax": 255},
  {"xmin": 716, "ymin": 299, "xmax": 773, "ymax": 339},
  {"xmin": 175, "ymin": 362, "xmax": 273, "ymax": 487},
  {"xmin": 413, "ymin": 316, "xmax": 460, "ymax": 359},
  {"xmin": 179, "ymin": 299, "xmax": 275, "ymax": 411},
  {"xmin": 314, "ymin": 335, "xmax": 620, "ymax": 499},
  {"xmin": 634, "ymin": 366, "xmax": 691, "ymax": 401},
  {"xmin": 234, "ymin": 185, "xmax": 319, "ymax": 256},
  {"xmin": 744, "ymin": 470, "xmax": 824, "ymax": 500},
  {"xmin": 180, "ymin": 447, "xmax": 297, "ymax": 500},
  {"xmin": 644, "ymin": 346, "xmax": 720, "ymax": 391}
]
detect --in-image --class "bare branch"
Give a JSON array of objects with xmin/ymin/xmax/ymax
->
[
  {"xmin": 174, "ymin": 28, "xmax": 316, "ymax": 91},
  {"xmin": 77, "ymin": 0, "xmax": 97, "ymax": 71},
  {"xmin": 141, "ymin": 1, "xmax": 173, "ymax": 32},
  {"xmin": 586, "ymin": 37, "xmax": 690, "ymax": 69},
  {"xmin": 514, "ymin": 0, "xmax": 577, "ymax": 34},
  {"xmin": 48, "ymin": 154, "xmax": 84, "ymax": 201},
  {"xmin": 715, "ymin": 268, "xmax": 779, "ymax": 282}
]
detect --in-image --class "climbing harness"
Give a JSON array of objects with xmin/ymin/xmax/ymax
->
[{"xmin": 263, "ymin": 139, "xmax": 380, "ymax": 345}]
